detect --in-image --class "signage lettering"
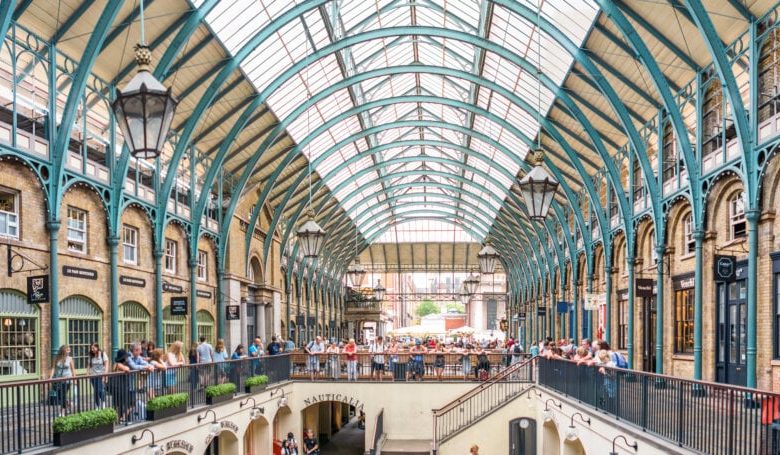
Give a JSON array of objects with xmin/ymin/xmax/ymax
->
[
  {"xmin": 303, "ymin": 394, "xmax": 364, "ymax": 412},
  {"xmin": 537, "ymin": 307, "xmax": 547, "ymax": 316},
  {"xmin": 673, "ymin": 273, "xmax": 695, "ymax": 290},
  {"xmin": 518, "ymin": 311, "xmax": 526, "ymax": 320},
  {"xmin": 220, "ymin": 420, "xmax": 239, "ymax": 433},
  {"xmin": 62, "ymin": 266, "xmax": 97, "ymax": 280},
  {"xmin": 714, "ymin": 255, "xmax": 736, "ymax": 282},
  {"xmin": 27, "ymin": 275, "xmax": 49, "ymax": 304},
  {"xmin": 196, "ymin": 289, "xmax": 212, "ymax": 299},
  {"xmin": 163, "ymin": 282, "xmax": 183, "ymax": 293},
  {"xmin": 635, "ymin": 279, "xmax": 656, "ymax": 298},
  {"xmin": 226, "ymin": 305, "xmax": 240, "ymax": 320},
  {"xmin": 164, "ymin": 440, "xmax": 194, "ymax": 453},
  {"xmin": 170, "ymin": 297, "xmax": 188, "ymax": 315},
  {"xmin": 119, "ymin": 275, "xmax": 146, "ymax": 287}
]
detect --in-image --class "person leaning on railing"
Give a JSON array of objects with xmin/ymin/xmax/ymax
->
[
  {"xmin": 326, "ymin": 340, "xmax": 340, "ymax": 380},
  {"xmin": 49, "ymin": 344, "xmax": 76, "ymax": 415}
]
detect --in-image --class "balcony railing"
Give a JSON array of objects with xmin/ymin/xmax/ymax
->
[{"xmin": 538, "ymin": 357, "xmax": 780, "ymax": 455}]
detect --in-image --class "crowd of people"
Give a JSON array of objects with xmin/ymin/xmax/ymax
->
[{"xmin": 530, "ymin": 336, "xmax": 628, "ymax": 371}]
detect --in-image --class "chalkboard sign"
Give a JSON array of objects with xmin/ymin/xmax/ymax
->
[{"xmin": 170, "ymin": 297, "xmax": 188, "ymax": 315}]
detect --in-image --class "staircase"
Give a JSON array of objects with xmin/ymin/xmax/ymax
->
[
  {"xmin": 431, "ymin": 356, "xmax": 537, "ymax": 453},
  {"xmin": 380, "ymin": 439, "xmax": 431, "ymax": 454}
]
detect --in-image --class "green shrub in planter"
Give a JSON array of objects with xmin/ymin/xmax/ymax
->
[
  {"xmin": 146, "ymin": 393, "xmax": 189, "ymax": 420},
  {"xmin": 53, "ymin": 408, "xmax": 117, "ymax": 446},
  {"xmin": 245, "ymin": 375, "xmax": 269, "ymax": 393},
  {"xmin": 206, "ymin": 383, "xmax": 236, "ymax": 405}
]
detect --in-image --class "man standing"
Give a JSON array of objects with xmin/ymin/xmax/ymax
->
[
  {"xmin": 369, "ymin": 336, "xmax": 386, "ymax": 381},
  {"xmin": 305, "ymin": 336, "xmax": 325, "ymax": 380},
  {"xmin": 196, "ymin": 336, "xmax": 214, "ymax": 387},
  {"xmin": 268, "ymin": 335, "xmax": 282, "ymax": 355},
  {"xmin": 248, "ymin": 337, "xmax": 264, "ymax": 375}
]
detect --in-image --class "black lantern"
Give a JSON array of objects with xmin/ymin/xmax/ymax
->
[
  {"xmin": 463, "ymin": 272, "xmax": 481, "ymax": 295},
  {"xmin": 518, "ymin": 148, "xmax": 559, "ymax": 220},
  {"xmin": 112, "ymin": 44, "xmax": 177, "ymax": 159},
  {"xmin": 477, "ymin": 239, "xmax": 500, "ymax": 274},
  {"xmin": 346, "ymin": 259, "xmax": 366, "ymax": 288},
  {"xmin": 459, "ymin": 289, "xmax": 471, "ymax": 305},
  {"xmin": 297, "ymin": 208, "xmax": 326, "ymax": 258},
  {"xmin": 373, "ymin": 279, "xmax": 386, "ymax": 301}
]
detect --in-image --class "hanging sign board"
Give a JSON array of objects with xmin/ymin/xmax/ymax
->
[
  {"xmin": 714, "ymin": 255, "xmax": 736, "ymax": 282},
  {"xmin": 617, "ymin": 288, "xmax": 629, "ymax": 301},
  {"xmin": 635, "ymin": 279, "xmax": 656, "ymax": 298},
  {"xmin": 62, "ymin": 266, "xmax": 97, "ymax": 280},
  {"xmin": 226, "ymin": 305, "xmax": 240, "ymax": 320},
  {"xmin": 27, "ymin": 275, "xmax": 49, "ymax": 304},
  {"xmin": 517, "ymin": 311, "xmax": 526, "ymax": 321},
  {"xmin": 537, "ymin": 307, "xmax": 547, "ymax": 316},
  {"xmin": 170, "ymin": 297, "xmax": 188, "ymax": 315}
]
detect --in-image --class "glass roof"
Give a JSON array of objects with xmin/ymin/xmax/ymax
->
[{"xmin": 196, "ymin": 0, "xmax": 600, "ymax": 240}]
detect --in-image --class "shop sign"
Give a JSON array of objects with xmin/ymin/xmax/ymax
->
[
  {"xmin": 119, "ymin": 275, "xmax": 145, "ymax": 288},
  {"xmin": 556, "ymin": 301, "xmax": 571, "ymax": 313},
  {"xmin": 170, "ymin": 297, "xmax": 188, "ymax": 315},
  {"xmin": 62, "ymin": 266, "xmax": 97, "ymax": 280},
  {"xmin": 196, "ymin": 289, "xmax": 212, "ymax": 299},
  {"xmin": 303, "ymin": 393, "xmax": 364, "ymax": 411},
  {"xmin": 714, "ymin": 255, "xmax": 736, "ymax": 282},
  {"xmin": 163, "ymin": 282, "xmax": 183, "ymax": 293},
  {"xmin": 635, "ymin": 279, "xmax": 656, "ymax": 298},
  {"xmin": 517, "ymin": 311, "xmax": 526, "ymax": 321},
  {"xmin": 617, "ymin": 288, "xmax": 629, "ymax": 301},
  {"xmin": 537, "ymin": 307, "xmax": 547, "ymax": 316},
  {"xmin": 329, "ymin": 320, "xmax": 336, "ymax": 329},
  {"xmin": 673, "ymin": 273, "xmax": 695, "ymax": 290},
  {"xmin": 27, "ymin": 275, "xmax": 49, "ymax": 304},
  {"xmin": 226, "ymin": 305, "xmax": 240, "ymax": 320},
  {"xmin": 307, "ymin": 316, "xmax": 316, "ymax": 327}
]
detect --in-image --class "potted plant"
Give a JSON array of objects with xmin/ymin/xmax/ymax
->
[
  {"xmin": 206, "ymin": 383, "xmax": 236, "ymax": 405},
  {"xmin": 53, "ymin": 408, "xmax": 117, "ymax": 446},
  {"xmin": 146, "ymin": 392, "xmax": 189, "ymax": 421},
  {"xmin": 244, "ymin": 375, "xmax": 269, "ymax": 394}
]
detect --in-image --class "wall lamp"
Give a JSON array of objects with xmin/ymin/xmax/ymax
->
[
  {"xmin": 131, "ymin": 429, "xmax": 162, "ymax": 455},
  {"xmin": 542, "ymin": 398, "xmax": 562, "ymax": 422},
  {"xmin": 565, "ymin": 412, "xmax": 591, "ymax": 441},
  {"xmin": 240, "ymin": 397, "xmax": 265, "ymax": 421},
  {"xmin": 271, "ymin": 388, "xmax": 288, "ymax": 407},
  {"xmin": 526, "ymin": 389, "xmax": 543, "ymax": 400},
  {"xmin": 197, "ymin": 409, "xmax": 221, "ymax": 437},
  {"xmin": 610, "ymin": 434, "xmax": 638, "ymax": 455}
]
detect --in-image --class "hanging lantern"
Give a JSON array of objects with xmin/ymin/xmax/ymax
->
[
  {"xmin": 112, "ymin": 44, "xmax": 178, "ymax": 159},
  {"xmin": 346, "ymin": 259, "xmax": 366, "ymax": 288},
  {"xmin": 477, "ymin": 239, "xmax": 500, "ymax": 274},
  {"xmin": 297, "ymin": 208, "xmax": 326, "ymax": 258},
  {"xmin": 463, "ymin": 272, "xmax": 481, "ymax": 296},
  {"xmin": 459, "ymin": 290, "xmax": 471, "ymax": 305},
  {"xmin": 373, "ymin": 279, "xmax": 386, "ymax": 301},
  {"xmin": 518, "ymin": 148, "xmax": 559, "ymax": 220}
]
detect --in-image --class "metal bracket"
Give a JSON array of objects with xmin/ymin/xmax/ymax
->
[{"xmin": 6, "ymin": 244, "xmax": 48, "ymax": 277}]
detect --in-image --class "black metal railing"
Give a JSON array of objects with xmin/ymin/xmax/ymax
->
[
  {"xmin": 431, "ymin": 356, "xmax": 536, "ymax": 451},
  {"xmin": 538, "ymin": 358, "xmax": 780, "ymax": 455},
  {"xmin": 0, "ymin": 355, "xmax": 290, "ymax": 454},
  {"xmin": 287, "ymin": 352, "xmax": 533, "ymax": 382}
]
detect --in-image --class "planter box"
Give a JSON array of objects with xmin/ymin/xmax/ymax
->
[
  {"xmin": 245, "ymin": 384, "xmax": 266, "ymax": 394},
  {"xmin": 146, "ymin": 403, "xmax": 187, "ymax": 421},
  {"xmin": 206, "ymin": 393, "xmax": 233, "ymax": 405},
  {"xmin": 53, "ymin": 423, "xmax": 113, "ymax": 446}
]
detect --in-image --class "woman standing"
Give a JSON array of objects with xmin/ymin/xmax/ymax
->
[
  {"xmin": 433, "ymin": 342, "xmax": 446, "ymax": 381},
  {"xmin": 188, "ymin": 342, "xmax": 200, "ymax": 391},
  {"xmin": 110, "ymin": 349, "xmax": 133, "ymax": 422},
  {"xmin": 148, "ymin": 349, "xmax": 167, "ymax": 398},
  {"xmin": 213, "ymin": 339, "xmax": 229, "ymax": 384},
  {"xmin": 165, "ymin": 341, "xmax": 185, "ymax": 393},
  {"xmin": 49, "ymin": 345, "xmax": 76, "ymax": 415},
  {"xmin": 326, "ymin": 340, "xmax": 340, "ymax": 380},
  {"xmin": 344, "ymin": 339, "xmax": 358, "ymax": 381},
  {"xmin": 87, "ymin": 343, "xmax": 108, "ymax": 407},
  {"xmin": 229, "ymin": 344, "xmax": 246, "ymax": 385}
]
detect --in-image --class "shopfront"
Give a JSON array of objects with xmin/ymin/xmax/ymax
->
[
  {"xmin": 716, "ymin": 259, "xmax": 747, "ymax": 386},
  {"xmin": 636, "ymin": 278, "xmax": 656, "ymax": 372}
]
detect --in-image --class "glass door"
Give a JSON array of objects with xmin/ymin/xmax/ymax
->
[
  {"xmin": 642, "ymin": 296, "xmax": 656, "ymax": 372},
  {"xmin": 717, "ymin": 281, "xmax": 747, "ymax": 386}
]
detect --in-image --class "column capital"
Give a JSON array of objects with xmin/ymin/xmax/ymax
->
[
  {"xmin": 107, "ymin": 235, "xmax": 120, "ymax": 247},
  {"xmin": 153, "ymin": 249, "xmax": 164, "ymax": 259},
  {"xmin": 745, "ymin": 208, "xmax": 761, "ymax": 223},
  {"xmin": 47, "ymin": 220, "xmax": 61, "ymax": 232}
]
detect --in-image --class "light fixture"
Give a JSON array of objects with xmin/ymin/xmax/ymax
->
[
  {"xmin": 566, "ymin": 412, "xmax": 591, "ymax": 441},
  {"xmin": 197, "ymin": 409, "xmax": 220, "ymax": 437},
  {"xmin": 3, "ymin": 318, "xmax": 11, "ymax": 327},
  {"xmin": 271, "ymin": 388, "xmax": 287, "ymax": 408},
  {"xmin": 112, "ymin": 0, "xmax": 177, "ymax": 160},
  {"xmin": 240, "ymin": 397, "xmax": 264, "ymax": 421},
  {"xmin": 297, "ymin": 208, "xmax": 326, "ymax": 258},
  {"xmin": 131, "ymin": 429, "xmax": 162, "ymax": 455},
  {"xmin": 346, "ymin": 259, "xmax": 366, "ymax": 288},
  {"xmin": 543, "ymin": 398, "xmax": 561, "ymax": 422},
  {"xmin": 518, "ymin": 0, "xmax": 558, "ymax": 221},
  {"xmin": 373, "ymin": 279, "xmax": 386, "ymax": 301},
  {"xmin": 459, "ymin": 289, "xmax": 471, "ymax": 305},
  {"xmin": 463, "ymin": 272, "xmax": 481, "ymax": 296},
  {"xmin": 610, "ymin": 435, "xmax": 638, "ymax": 455},
  {"xmin": 477, "ymin": 238, "xmax": 500, "ymax": 274}
]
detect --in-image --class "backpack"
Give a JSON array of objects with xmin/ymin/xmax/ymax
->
[
  {"xmin": 611, "ymin": 351, "xmax": 628, "ymax": 369},
  {"xmin": 513, "ymin": 344, "xmax": 523, "ymax": 355}
]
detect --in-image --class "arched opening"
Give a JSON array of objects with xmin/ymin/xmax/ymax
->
[
  {"xmin": 248, "ymin": 256, "xmax": 262, "ymax": 284},
  {"xmin": 273, "ymin": 406, "xmax": 294, "ymax": 447},
  {"xmin": 197, "ymin": 310, "xmax": 215, "ymax": 345},
  {"xmin": 0, "ymin": 290, "xmax": 39, "ymax": 380},
  {"xmin": 59, "ymin": 296, "xmax": 102, "ymax": 370},
  {"xmin": 509, "ymin": 417, "xmax": 536, "ymax": 455},
  {"xmin": 300, "ymin": 401, "xmax": 363, "ymax": 454},
  {"xmin": 204, "ymin": 429, "xmax": 238, "ymax": 455},
  {"xmin": 163, "ymin": 305, "xmax": 187, "ymax": 349},
  {"xmin": 563, "ymin": 437, "xmax": 586, "ymax": 455},
  {"xmin": 118, "ymin": 301, "xmax": 150, "ymax": 351},
  {"xmin": 542, "ymin": 421, "xmax": 561, "ymax": 455},
  {"xmin": 243, "ymin": 415, "xmax": 271, "ymax": 455}
]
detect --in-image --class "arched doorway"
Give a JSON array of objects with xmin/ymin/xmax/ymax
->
[
  {"xmin": 301, "ymin": 401, "xmax": 364, "ymax": 454},
  {"xmin": 243, "ymin": 415, "xmax": 271, "ymax": 455},
  {"xmin": 204, "ymin": 430, "xmax": 238, "ymax": 454},
  {"xmin": 542, "ymin": 421, "xmax": 561, "ymax": 455},
  {"xmin": 563, "ymin": 438, "xmax": 586, "ymax": 455}
]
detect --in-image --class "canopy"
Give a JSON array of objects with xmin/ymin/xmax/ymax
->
[{"xmin": 447, "ymin": 326, "xmax": 476, "ymax": 336}]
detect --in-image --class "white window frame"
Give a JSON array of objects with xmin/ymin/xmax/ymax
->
[
  {"xmin": 0, "ymin": 188, "xmax": 19, "ymax": 239},
  {"xmin": 164, "ymin": 239, "xmax": 177, "ymax": 274},
  {"xmin": 729, "ymin": 192, "xmax": 746, "ymax": 240},
  {"xmin": 123, "ymin": 225, "xmax": 138, "ymax": 265},
  {"xmin": 197, "ymin": 250, "xmax": 207, "ymax": 281},
  {"xmin": 67, "ymin": 207, "xmax": 87, "ymax": 253},
  {"xmin": 683, "ymin": 213, "xmax": 695, "ymax": 254}
]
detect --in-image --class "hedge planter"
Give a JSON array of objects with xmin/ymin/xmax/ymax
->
[
  {"xmin": 244, "ymin": 375, "xmax": 268, "ymax": 394},
  {"xmin": 205, "ymin": 383, "xmax": 236, "ymax": 405},
  {"xmin": 245, "ymin": 384, "xmax": 266, "ymax": 394},
  {"xmin": 54, "ymin": 423, "xmax": 113, "ymax": 446},
  {"xmin": 147, "ymin": 403, "xmax": 187, "ymax": 421}
]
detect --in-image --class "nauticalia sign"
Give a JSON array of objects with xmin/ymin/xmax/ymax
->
[{"xmin": 303, "ymin": 394, "xmax": 365, "ymax": 411}]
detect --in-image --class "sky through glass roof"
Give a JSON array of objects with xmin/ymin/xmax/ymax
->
[{"xmin": 195, "ymin": 0, "xmax": 600, "ymax": 242}]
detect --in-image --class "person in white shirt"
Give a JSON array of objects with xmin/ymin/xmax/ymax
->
[
  {"xmin": 369, "ymin": 336, "xmax": 386, "ymax": 381},
  {"xmin": 305, "ymin": 336, "xmax": 325, "ymax": 380}
]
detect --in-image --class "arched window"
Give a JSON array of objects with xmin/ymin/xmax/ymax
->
[
  {"xmin": 119, "ymin": 302, "xmax": 150, "ymax": 351},
  {"xmin": 196, "ymin": 310, "xmax": 215, "ymax": 345},
  {"xmin": 702, "ymin": 83, "xmax": 724, "ymax": 157},
  {"xmin": 0, "ymin": 290, "xmax": 38, "ymax": 378},
  {"xmin": 662, "ymin": 122, "xmax": 678, "ymax": 181},
  {"xmin": 60, "ymin": 296, "xmax": 102, "ymax": 370},
  {"xmin": 729, "ymin": 191, "xmax": 747, "ymax": 239},
  {"xmin": 163, "ymin": 305, "xmax": 186, "ymax": 348},
  {"xmin": 758, "ymin": 27, "xmax": 780, "ymax": 123},
  {"xmin": 683, "ymin": 213, "xmax": 695, "ymax": 254}
]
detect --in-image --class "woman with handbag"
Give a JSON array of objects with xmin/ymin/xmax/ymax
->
[
  {"xmin": 49, "ymin": 345, "xmax": 75, "ymax": 415},
  {"xmin": 87, "ymin": 343, "xmax": 108, "ymax": 408}
]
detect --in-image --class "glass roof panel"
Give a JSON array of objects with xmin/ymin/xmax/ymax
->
[
  {"xmin": 201, "ymin": 0, "xmax": 600, "ymax": 241},
  {"xmin": 374, "ymin": 219, "xmax": 479, "ymax": 243}
]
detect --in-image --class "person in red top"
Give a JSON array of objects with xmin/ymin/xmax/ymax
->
[{"xmin": 344, "ymin": 338, "xmax": 358, "ymax": 381}]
